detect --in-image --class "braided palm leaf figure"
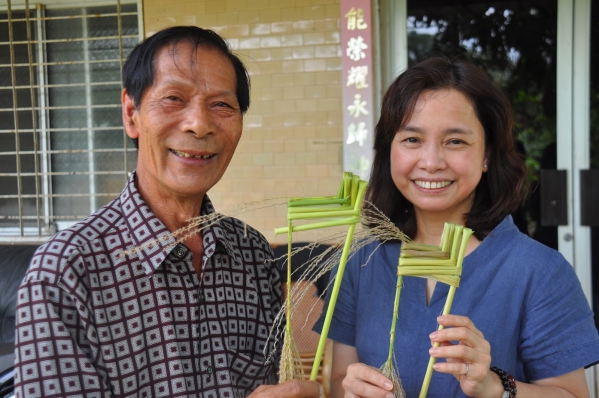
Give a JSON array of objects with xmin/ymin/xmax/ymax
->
[
  {"xmin": 384, "ymin": 223, "xmax": 473, "ymax": 398},
  {"xmin": 274, "ymin": 172, "xmax": 368, "ymax": 383}
]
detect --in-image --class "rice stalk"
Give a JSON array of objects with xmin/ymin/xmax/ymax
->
[{"xmin": 378, "ymin": 266, "xmax": 406, "ymax": 398}]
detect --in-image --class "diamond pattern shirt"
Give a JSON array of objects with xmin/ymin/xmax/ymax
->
[{"xmin": 14, "ymin": 172, "xmax": 282, "ymax": 397}]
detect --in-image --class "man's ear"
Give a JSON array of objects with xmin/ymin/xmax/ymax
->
[{"xmin": 122, "ymin": 89, "xmax": 139, "ymax": 140}]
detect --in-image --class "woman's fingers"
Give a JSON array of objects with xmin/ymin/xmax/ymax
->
[
  {"xmin": 426, "ymin": 314, "xmax": 493, "ymax": 396},
  {"xmin": 342, "ymin": 363, "xmax": 394, "ymax": 398},
  {"xmin": 437, "ymin": 314, "xmax": 485, "ymax": 338},
  {"xmin": 249, "ymin": 380, "xmax": 323, "ymax": 398},
  {"xmin": 430, "ymin": 315, "xmax": 489, "ymax": 351}
]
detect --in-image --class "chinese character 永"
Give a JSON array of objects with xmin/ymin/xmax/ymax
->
[{"xmin": 347, "ymin": 94, "xmax": 369, "ymax": 118}]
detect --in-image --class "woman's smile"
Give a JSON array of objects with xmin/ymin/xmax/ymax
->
[
  {"xmin": 413, "ymin": 180, "xmax": 453, "ymax": 190},
  {"xmin": 390, "ymin": 88, "xmax": 488, "ymax": 224}
]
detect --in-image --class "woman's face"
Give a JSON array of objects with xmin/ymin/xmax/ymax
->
[{"xmin": 390, "ymin": 89, "xmax": 488, "ymax": 224}]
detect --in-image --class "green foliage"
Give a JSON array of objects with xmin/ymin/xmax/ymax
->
[{"xmin": 511, "ymin": 90, "xmax": 555, "ymax": 177}]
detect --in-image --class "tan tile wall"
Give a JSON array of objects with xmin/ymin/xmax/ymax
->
[{"xmin": 144, "ymin": 0, "xmax": 345, "ymax": 244}]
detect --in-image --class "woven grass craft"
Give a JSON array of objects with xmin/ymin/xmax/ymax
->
[{"xmin": 274, "ymin": 172, "xmax": 368, "ymax": 382}]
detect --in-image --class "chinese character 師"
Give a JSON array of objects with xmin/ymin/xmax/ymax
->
[{"xmin": 346, "ymin": 122, "xmax": 368, "ymax": 147}]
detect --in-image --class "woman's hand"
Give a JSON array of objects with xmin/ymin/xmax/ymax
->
[
  {"xmin": 330, "ymin": 342, "xmax": 395, "ymax": 398},
  {"xmin": 341, "ymin": 362, "xmax": 395, "ymax": 398},
  {"xmin": 428, "ymin": 314, "xmax": 496, "ymax": 397},
  {"xmin": 248, "ymin": 380, "xmax": 324, "ymax": 398}
]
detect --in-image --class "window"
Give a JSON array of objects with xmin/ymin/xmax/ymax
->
[{"xmin": 0, "ymin": 1, "xmax": 140, "ymax": 241}]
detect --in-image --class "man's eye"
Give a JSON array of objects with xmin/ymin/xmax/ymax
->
[
  {"xmin": 166, "ymin": 96, "xmax": 180, "ymax": 101},
  {"xmin": 215, "ymin": 102, "xmax": 231, "ymax": 108},
  {"xmin": 448, "ymin": 139, "xmax": 465, "ymax": 145}
]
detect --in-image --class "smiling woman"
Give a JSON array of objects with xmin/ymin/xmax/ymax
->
[
  {"xmin": 314, "ymin": 57, "xmax": 599, "ymax": 398},
  {"xmin": 390, "ymin": 89, "xmax": 488, "ymax": 229}
]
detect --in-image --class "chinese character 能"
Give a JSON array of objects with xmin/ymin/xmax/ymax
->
[{"xmin": 345, "ymin": 7, "xmax": 368, "ymax": 30}]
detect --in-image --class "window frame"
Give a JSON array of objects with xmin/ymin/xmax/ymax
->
[{"xmin": 0, "ymin": 0, "xmax": 143, "ymax": 243}]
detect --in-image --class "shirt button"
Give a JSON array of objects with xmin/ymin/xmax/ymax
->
[
  {"xmin": 207, "ymin": 366, "xmax": 213, "ymax": 374},
  {"xmin": 175, "ymin": 246, "xmax": 186, "ymax": 258}
]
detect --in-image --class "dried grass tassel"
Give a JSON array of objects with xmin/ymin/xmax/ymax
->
[{"xmin": 279, "ymin": 220, "xmax": 305, "ymax": 382}]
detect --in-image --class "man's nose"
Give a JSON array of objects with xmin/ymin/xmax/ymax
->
[{"xmin": 181, "ymin": 101, "xmax": 214, "ymax": 138}]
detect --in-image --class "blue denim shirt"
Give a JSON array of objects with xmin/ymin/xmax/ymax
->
[{"xmin": 314, "ymin": 216, "xmax": 599, "ymax": 397}]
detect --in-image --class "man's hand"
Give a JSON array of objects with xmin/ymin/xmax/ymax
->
[{"xmin": 248, "ymin": 380, "xmax": 324, "ymax": 398}]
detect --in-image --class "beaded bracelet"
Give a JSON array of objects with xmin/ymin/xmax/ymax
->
[{"xmin": 490, "ymin": 367, "xmax": 517, "ymax": 397}]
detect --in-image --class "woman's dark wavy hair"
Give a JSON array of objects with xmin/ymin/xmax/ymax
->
[
  {"xmin": 122, "ymin": 26, "xmax": 250, "ymax": 147},
  {"xmin": 364, "ymin": 57, "xmax": 527, "ymax": 240}
]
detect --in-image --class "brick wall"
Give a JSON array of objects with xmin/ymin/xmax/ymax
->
[{"xmin": 143, "ymin": 0, "xmax": 345, "ymax": 244}]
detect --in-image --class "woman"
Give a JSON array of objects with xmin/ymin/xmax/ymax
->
[{"xmin": 314, "ymin": 57, "xmax": 599, "ymax": 397}]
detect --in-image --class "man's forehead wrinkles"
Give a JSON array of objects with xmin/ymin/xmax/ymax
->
[{"xmin": 151, "ymin": 47, "xmax": 235, "ymax": 97}]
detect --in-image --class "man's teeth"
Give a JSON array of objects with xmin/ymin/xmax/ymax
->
[
  {"xmin": 171, "ymin": 149, "xmax": 213, "ymax": 159},
  {"xmin": 415, "ymin": 180, "xmax": 451, "ymax": 189}
]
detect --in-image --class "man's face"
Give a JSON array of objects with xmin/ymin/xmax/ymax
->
[{"xmin": 123, "ymin": 42, "xmax": 242, "ymax": 204}]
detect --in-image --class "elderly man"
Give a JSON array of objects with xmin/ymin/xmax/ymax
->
[{"xmin": 14, "ymin": 26, "xmax": 321, "ymax": 398}]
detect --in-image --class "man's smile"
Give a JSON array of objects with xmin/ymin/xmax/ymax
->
[{"xmin": 169, "ymin": 148, "xmax": 215, "ymax": 159}]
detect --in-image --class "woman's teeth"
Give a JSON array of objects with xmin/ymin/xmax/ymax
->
[{"xmin": 415, "ymin": 180, "xmax": 451, "ymax": 189}]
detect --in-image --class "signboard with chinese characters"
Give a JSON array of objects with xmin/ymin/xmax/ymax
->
[{"xmin": 341, "ymin": 0, "xmax": 374, "ymax": 180}]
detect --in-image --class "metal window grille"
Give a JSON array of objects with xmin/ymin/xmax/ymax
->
[{"xmin": 0, "ymin": 0, "xmax": 140, "ymax": 242}]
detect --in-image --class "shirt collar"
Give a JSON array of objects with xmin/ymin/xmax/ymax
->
[
  {"xmin": 200, "ymin": 196, "xmax": 245, "ymax": 269},
  {"xmin": 119, "ymin": 171, "xmax": 245, "ymax": 275},
  {"xmin": 119, "ymin": 171, "xmax": 177, "ymax": 276}
]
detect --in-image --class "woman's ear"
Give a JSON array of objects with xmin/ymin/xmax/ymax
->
[
  {"xmin": 122, "ymin": 89, "xmax": 139, "ymax": 139},
  {"xmin": 483, "ymin": 152, "xmax": 490, "ymax": 172}
]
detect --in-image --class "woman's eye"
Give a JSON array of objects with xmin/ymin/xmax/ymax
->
[
  {"xmin": 448, "ymin": 139, "xmax": 465, "ymax": 145},
  {"xmin": 166, "ymin": 95, "xmax": 180, "ymax": 101},
  {"xmin": 404, "ymin": 137, "xmax": 419, "ymax": 143}
]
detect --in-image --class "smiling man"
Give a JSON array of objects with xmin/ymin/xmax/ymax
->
[{"xmin": 14, "ymin": 26, "xmax": 321, "ymax": 398}]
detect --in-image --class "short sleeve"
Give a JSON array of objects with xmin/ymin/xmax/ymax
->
[{"xmin": 520, "ymin": 250, "xmax": 599, "ymax": 380}]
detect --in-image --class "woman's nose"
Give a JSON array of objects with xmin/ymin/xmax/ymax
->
[{"xmin": 418, "ymin": 145, "xmax": 446, "ymax": 172}]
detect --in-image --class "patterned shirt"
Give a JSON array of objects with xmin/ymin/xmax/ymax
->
[{"xmin": 14, "ymin": 172, "xmax": 283, "ymax": 398}]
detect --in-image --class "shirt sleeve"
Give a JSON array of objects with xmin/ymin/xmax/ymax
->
[
  {"xmin": 519, "ymin": 250, "xmax": 599, "ymax": 380},
  {"xmin": 14, "ymin": 262, "xmax": 112, "ymax": 397}
]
